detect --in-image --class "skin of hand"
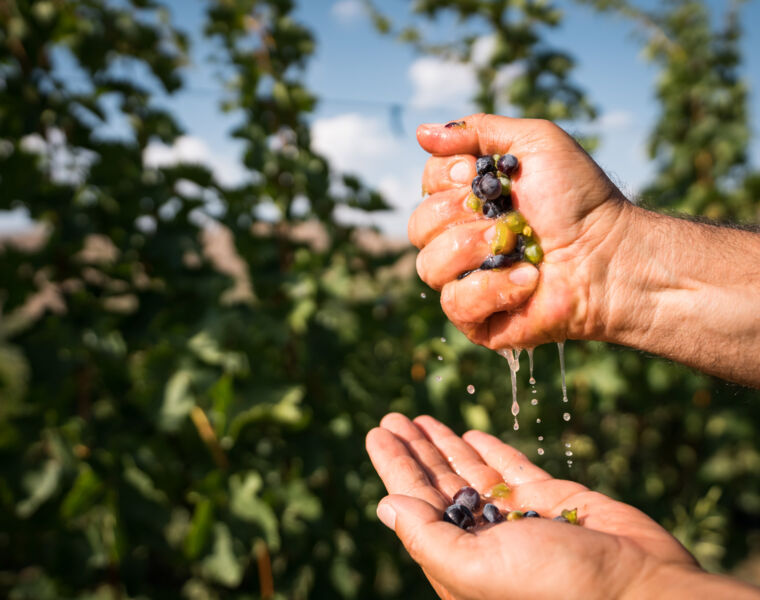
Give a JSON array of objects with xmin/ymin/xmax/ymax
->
[
  {"xmin": 411, "ymin": 113, "xmax": 760, "ymax": 387},
  {"xmin": 366, "ymin": 413, "xmax": 760, "ymax": 600}
]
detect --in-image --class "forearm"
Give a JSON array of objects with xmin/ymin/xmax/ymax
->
[
  {"xmin": 601, "ymin": 203, "xmax": 760, "ymax": 387},
  {"xmin": 624, "ymin": 562, "xmax": 760, "ymax": 600}
]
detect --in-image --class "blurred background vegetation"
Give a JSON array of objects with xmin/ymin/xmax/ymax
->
[{"xmin": 1, "ymin": 0, "xmax": 759, "ymax": 598}]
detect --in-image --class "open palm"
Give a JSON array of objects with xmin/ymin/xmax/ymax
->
[
  {"xmin": 410, "ymin": 113, "xmax": 631, "ymax": 351},
  {"xmin": 366, "ymin": 413, "xmax": 697, "ymax": 600}
]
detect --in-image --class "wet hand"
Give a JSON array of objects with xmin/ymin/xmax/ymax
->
[
  {"xmin": 366, "ymin": 413, "xmax": 697, "ymax": 600},
  {"xmin": 410, "ymin": 113, "xmax": 630, "ymax": 350}
]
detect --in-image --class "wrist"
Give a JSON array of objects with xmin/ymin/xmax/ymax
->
[
  {"xmin": 570, "ymin": 195, "xmax": 642, "ymax": 343},
  {"xmin": 595, "ymin": 202, "xmax": 666, "ymax": 347}
]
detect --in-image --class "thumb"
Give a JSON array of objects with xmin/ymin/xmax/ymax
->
[
  {"xmin": 378, "ymin": 494, "xmax": 473, "ymax": 577},
  {"xmin": 417, "ymin": 113, "xmax": 543, "ymax": 157}
]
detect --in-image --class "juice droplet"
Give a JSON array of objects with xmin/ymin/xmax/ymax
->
[
  {"xmin": 435, "ymin": 375, "xmax": 442, "ymax": 382},
  {"xmin": 513, "ymin": 422, "xmax": 519, "ymax": 431},
  {"xmin": 420, "ymin": 292, "xmax": 426, "ymax": 299},
  {"xmin": 558, "ymin": 341, "xmax": 568, "ymax": 403},
  {"xmin": 440, "ymin": 337, "xmax": 447, "ymax": 343},
  {"xmin": 538, "ymin": 436, "xmax": 544, "ymax": 441},
  {"xmin": 565, "ymin": 442, "xmax": 571, "ymax": 448},
  {"xmin": 499, "ymin": 348, "xmax": 521, "ymax": 432},
  {"xmin": 567, "ymin": 460, "xmax": 573, "ymax": 467},
  {"xmin": 527, "ymin": 348, "xmax": 535, "ymax": 385},
  {"xmin": 437, "ymin": 355, "xmax": 443, "ymax": 361},
  {"xmin": 537, "ymin": 448, "xmax": 544, "ymax": 455},
  {"xmin": 565, "ymin": 450, "xmax": 573, "ymax": 457},
  {"xmin": 563, "ymin": 412, "xmax": 571, "ymax": 422},
  {"xmin": 536, "ymin": 418, "xmax": 542, "ymax": 424},
  {"xmin": 467, "ymin": 384, "xmax": 475, "ymax": 395},
  {"xmin": 531, "ymin": 398, "xmax": 538, "ymax": 406}
]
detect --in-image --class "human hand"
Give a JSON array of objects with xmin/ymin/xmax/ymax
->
[
  {"xmin": 410, "ymin": 113, "xmax": 631, "ymax": 350},
  {"xmin": 366, "ymin": 413, "xmax": 700, "ymax": 600}
]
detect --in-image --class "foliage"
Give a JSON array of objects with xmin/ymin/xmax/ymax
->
[
  {"xmin": 0, "ymin": 1, "xmax": 759, "ymax": 599},
  {"xmin": 576, "ymin": 0, "xmax": 756, "ymax": 221}
]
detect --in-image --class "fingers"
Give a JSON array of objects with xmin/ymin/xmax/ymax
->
[
  {"xmin": 408, "ymin": 187, "xmax": 481, "ymax": 249},
  {"xmin": 463, "ymin": 275, "xmax": 576, "ymax": 350},
  {"xmin": 366, "ymin": 427, "xmax": 449, "ymax": 510},
  {"xmin": 377, "ymin": 495, "xmax": 475, "ymax": 582},
  {"xmin": 462, "ymin": 430, "xmax": 552, "ymax": 486},
  {"xmin": 380, "ymin": 413, "xmax": 469, "ymax": 499},
  {"xmin": 417, "ymin": 113, "xmax": 555, "ymax": 157},
  {"xmin": 416, "ymin": 221, "xmax": 515, "ymax": 290},
  {"xmin": 413, "ymin": 416, "xmax": 504, "ymax": 496},
  {"xmin": 440, "ymin": 264, "xmax": 539, "ymax": 325},
  {"xmin": 422, "ymin": 155, "xmax": 477, "ymax": 195}
]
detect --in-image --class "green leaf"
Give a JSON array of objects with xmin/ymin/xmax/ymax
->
[
  {"xmin": 16, "ymin": 459, "xmax": 62, "ymax": 518},
  {"xmin": 200, "ymin": 523, "xmax": 244, "ymax": 588}
]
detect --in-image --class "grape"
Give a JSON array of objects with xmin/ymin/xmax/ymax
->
[
  {"xmin": 497, "ymin": 153, "xmax": 519, "ymax": 176},
  {"xmin": 453, "ymin": 486, "xmax": 481, "ymax": 512},
  {"xmin": 472, "ymin": 175, "xmax": 485, "ymax": 200},
  {"xmin": 482, "ymin": 503, "xmax": 504, "ymax": 523},
  {"xmin": 524, "ymin": 242, "xmax": 543, "ymax": 264},
  {"xmin": 553, "ymin": 515, "xmax": 571, "ymax": 523},
  {"xmin": 506, "ymin": 510, "xmax": 524, "ymax": 521},
  {"xmin": 476, "ymin": 155, "xmax": 496, "ymax": 175},
  {"xmin": 504, "ymin": 212, "xmax": 526, "ymax": 233},
  {"xmin": 498, "ymin": 175, "xmax": 512, "ymax": 195},
  {"xmin": 560, "ymin": 508, "xmax": 579, "ymax": 524},
  {"xmin": 443, "ymin": 504, "xmax": 475, "ymax": 529},
  {"xmin": 477, "ymin": 172, "xmax": 502, "ymax": 201},
  {"xmin": 524, "ymin": 510, "xmax": 540, "ymax": 518},
  {"xmin": 465, "ymin": 192, "xmax": 482, "ymax": 212},
  {"xmin": 482, "ymin": 195, "xmax": 512, "ymax": 218},
  {"xmin": 480, "ymin": 252, "xmax": 520, "ymax": 271},
  {"xmin": 515, "ymin": 234, "xmax": 527, "ymax": 258},
  {"xmin": 445, "ymin": 120, "xmax": 466, "ymax": 128},
  {"xmin": 490, "ymin": 222, "xmax": 510, "ymax": 255}
]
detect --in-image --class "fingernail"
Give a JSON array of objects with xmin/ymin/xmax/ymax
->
[
  {"xmin": 449, "ymin": 160, "xmax": 471, "ymax": 183},
  {"xmin": 509, "ymin": 264, "xmax": 539, "ymax": 286},
  {"xmin": 377, "ymin": 501, "xmax": 396, "ymax": 530}
]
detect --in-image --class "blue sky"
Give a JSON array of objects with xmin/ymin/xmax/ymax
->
[{"xmin": 3, "ymin": 0, "xmax": 759, "ymax": 236}]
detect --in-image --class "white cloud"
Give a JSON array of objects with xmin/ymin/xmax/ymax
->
[
  {"xmin": 311, "ymin": 113, "xmax": 397, "ymax": 173},
  {"xmin": 408, "ymin": 57, "xmax": 477, "ymax": 110},
  {"xmin": 143, "ymin": 135, "xmax": 247, "ymax": 187},
  {"xmin": 311, "ymin": 113, "xmax": 426, "ymax": 239},
  {"xmin": 332, "ymin": 0, "xmax": 363, "ymax": 24},
  {"xmin": 471, "ymin": 35, "xmax": 497, "ymax": 67}
]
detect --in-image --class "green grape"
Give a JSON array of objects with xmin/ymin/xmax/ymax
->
[
  {"xmin": 503, "ymin": 211, "xmax": 526, "ymax": 233},
  {"xmin": 524, "ymin": 242, "xmax": 543, "ymax": 264}
]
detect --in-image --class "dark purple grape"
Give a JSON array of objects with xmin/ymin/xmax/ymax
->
[
  {"xmin": 482, "ymin": 503, "xmax": 504, "ymax": 524},
  {"xmin": 476, "ymin": 155, "xmax": 496, "ymax": 175},
  {"xmin": 453, "ymin": 486, "xmax": 481, "ymax": 512},
  {"xmin": 524, "ymin": 510, "xmax": 540, "ymax": 518},
  {"xmin": 477, "ymin": 172, "xmax": 502, "ymax": 201},
  {"xmin": 482, "ymin": 200, "xmax": 501, "ymax": 219},
  {"xmin": 445, "ymin": 120, "xmax": 466, "ymax": 128},
  {"xmin": 553, "ymin": 515, "xmax": 571, "ymax": 523},
  {"xmin": 457, "ymin": 269, "xmax": 476, "ymax": 280},
  {"xmin": 497, "ymin": 153, "xmax": 519, "ymax": 176},
  {"xmin": 472, "ymin": 174, "xmax": 486, "ymax": 200},
  {"xmin": 443, "ymin": 504, "xmax": 475, "ymax": 529},
  {"xmin": 515, "ymin": 234, "xmax": 527, "ymax": 258},
  {"xmin": 480, "ymin": 252, "xmax": 521, "ymax": 270}
]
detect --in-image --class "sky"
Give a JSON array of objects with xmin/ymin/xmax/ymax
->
[{"xmin": 2, "ymin": 0, "xmax": 759, "ymax": 237}]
